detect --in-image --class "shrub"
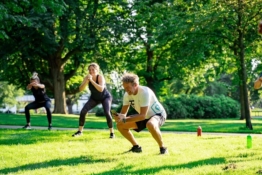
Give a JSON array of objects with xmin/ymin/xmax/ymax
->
[
  {"xmin": 95, "ymin": 107, "xmax": 105, "ymax": 116},
  {"xmin": 162, "ymin": 95, "xmax": 240, "ymax": 119}
]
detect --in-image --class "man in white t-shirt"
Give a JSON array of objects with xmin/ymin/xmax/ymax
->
[{"xmin": 113, "ymin": 73, "xmax": 168, "ymax": 154}]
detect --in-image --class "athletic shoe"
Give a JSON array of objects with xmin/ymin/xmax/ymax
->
[
  {"xmin": 109, "ymin": 133, "xmax": 115, "ymax": 139},
  {"xmin": 22, "ymin": 125, "xmax": 31, "ymax": 129},
  {"xmin": 72, "ymin": 131, "xmax": 83, "ymax": 137},
  {"xmin": 160, "ymin": 147, "xmax": 168, "ymax": 155},
  {"xmin": 128, "ymin": 145, "xmax": 142, "ymax": 153},
  {"xmin": 48, "ymin": 126, "xmax": 52, "ymax": 130}
]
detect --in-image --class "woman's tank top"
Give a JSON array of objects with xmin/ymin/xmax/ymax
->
[
  {"xmin": 31, "ymin": 87, "xmax": 50, "ymax": 102},
  {"xmin": 89, "ymin": 75, "xmax": 111, "ymax": 101}
]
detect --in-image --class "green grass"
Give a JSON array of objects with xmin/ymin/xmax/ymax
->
[
  {"xmin": 1, "ymin": 113, "xmax": 262, "ymax": 174},
  {"xmin": 1, "ymin": 113, "xmax": 262, "ymax": 134},
  {"xmin": 1, "ymin": 129, "xmax": 262, "ymax": 175}
]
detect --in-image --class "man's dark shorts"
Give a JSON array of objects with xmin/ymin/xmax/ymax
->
[{"xmin": 134, "ymin": 112, "xmax": 166, "ymax": 132}]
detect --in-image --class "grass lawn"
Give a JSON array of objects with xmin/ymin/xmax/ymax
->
[
  {"xmin": 1, "ymin": 113, "xmax": 262, "ymax": 174},
  {"xmin": 1, "ymin": 129, "xmax": 262, "ymax": 175},
  {"xmin": 1, "ymin": 113, "xmax": 262, "ymax": 134}
]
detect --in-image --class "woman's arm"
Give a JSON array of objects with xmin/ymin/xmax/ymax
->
[
  {"xmin": 29, "ymin": 82, "xmax": 45, "ymax": 89},
  {"xmin": 27, "ymin": 84, "xmax": 32, "ymax": 90},
  {"xmin": 79, "ymin": 76, "xmax": 90, "ymax": 92}
]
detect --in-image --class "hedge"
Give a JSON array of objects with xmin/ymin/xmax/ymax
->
[{"xmin": 162, "ymin": 95, "xmax": 240, "ymax": 119}]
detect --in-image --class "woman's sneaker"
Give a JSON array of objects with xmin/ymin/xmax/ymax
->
[
  {"xmin": 109, "ymin": 133, "xmax": 115, "ymax": 139},
  {"xmin": 72, "ymin": 131, "xmax": 83, "ymax": 137},
  {"xmin": 160, "ymin": 147, "xmax": 168, "ymax": 155},
  {"xmin": 22, "ymin": 125, "xmax": 31, "ymax": 129}
]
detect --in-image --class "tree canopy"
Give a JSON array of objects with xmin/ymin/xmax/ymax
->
[{"xmin": 1, "ymin": 0, "xmax": 262, "ymax": 130}]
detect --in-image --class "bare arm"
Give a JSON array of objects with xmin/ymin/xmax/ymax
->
[
  {"xmin": 79, "ymin": 76, "xmax": 90, "ymax": 92},
  {"xmin": 27, "ymin": 84, "xmax": 32, "ymax": 90},
  {"xmin": 254, "ymin": 77, "xmax": 262, "ymax": 89},
  {"xmin": 125, "ymin": 106, "xmax": 148, "ymax": 123},
  {"xmin": 120, "ymin": 105, "xmax": 130, "ymax": 115},
  {"xmin": 115, "ymin": 106, "xmax": 148, "ymax": 123},
  {"xmin": 27, "ymin": 82, "xmax": 45, "ymax": 90}
]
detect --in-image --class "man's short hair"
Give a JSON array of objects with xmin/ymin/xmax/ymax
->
[{"xmin": 122, "ymin": 73, "xmax": 139, "ymax": 85}]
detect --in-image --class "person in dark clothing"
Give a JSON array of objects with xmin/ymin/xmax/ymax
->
[
  {"xmin": 72, "ymin": 63, "xmax": 115, "ymax": 138},
  {"xmin": 23, "ymin": 72, "xmax": 52, "ymax": 130}
]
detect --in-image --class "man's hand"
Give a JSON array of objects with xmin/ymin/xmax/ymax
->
[{"xmin": 113, "ymin": 113, "xmax": 126, "ymax": 123}]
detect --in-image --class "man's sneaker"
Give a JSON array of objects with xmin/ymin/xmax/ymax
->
[
  {"xmin": 48, "ymin": 126, "xmax": 52, "ymax": 130},
  {"xmin": 109, "ymin": 133, "xmax": 115, "ymax": 139},
  {"xmin": 72, "ymin": 131, "xmax": 83, "ymax": 137},
  {"xmin": 160, "ymin": 147, "xmax": 168, "ymax": 155},
  {"xmin": 22, "ymin": 125, "xmax": 31, "ymax": 129},
  {"xmin": 129, "ymin": 145, "xmax": 142, "ymax": 153}
]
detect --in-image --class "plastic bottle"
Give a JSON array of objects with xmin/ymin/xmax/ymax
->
[
  {"xmin": 197, "ymin": 126, "xmax": 202, "ymax": 136},
  {"xmin": 247, "ymin": 135, "xmax": 252, "ymax": 149}
]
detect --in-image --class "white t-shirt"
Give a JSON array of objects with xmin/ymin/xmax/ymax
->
[{"xmin": 123, "ymin": 86, "xmax": 166, "ymax": 119}]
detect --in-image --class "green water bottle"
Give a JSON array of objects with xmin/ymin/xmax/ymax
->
[{"xmin": 247, "ymin": 135, "xmax": 252, "ymax": 149}]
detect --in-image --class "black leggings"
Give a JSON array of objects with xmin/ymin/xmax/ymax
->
[
  {"xmin": 79, "ymin": 96, "xmax": 113, "ymax": 128},
  {"xmin": 25, "ymin": 101, "xmax": 52, "ymax": 125}
]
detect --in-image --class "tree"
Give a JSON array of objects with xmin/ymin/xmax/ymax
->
[
  {"xmin": 0, "ymin": 0, "xmax": 65, "ymax": 39},
  {"xmin": 0, "ymin": 82, "xmax": 24, "ymax": 110},
  {"xmin": 103, "ymin": 0, "xmax": 202, "ymax": 95},
  {"xmin": 187, "ymin": 0, "xmax": 262, "ymax": 129},
  {"xmin": 0, "ymin": 0, "xmax": 126, "ymax": 113}
]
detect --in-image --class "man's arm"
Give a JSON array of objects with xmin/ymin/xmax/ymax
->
[
  {"xmin": 120, "ymin": 105, "xmax": 130, "ymax": 115},
  {"xmin": 124, "ymin": 106, "xmax": 149, "ymax": 123},
  {"xmin": 254, "ymin": 77, "xmax": 262, "ymax": 89}
]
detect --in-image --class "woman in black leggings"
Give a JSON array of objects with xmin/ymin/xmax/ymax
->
[
  {"xmin": 72, "ymin": 63, "xmax": 115, "ymax": 138},
  {"xmin": 23, "ymin": 72, "xmax": 52, "ymax": 130}
]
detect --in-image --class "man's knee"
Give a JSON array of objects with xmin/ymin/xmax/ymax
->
[
  {"xmin": 146, "ymin": 120, "xmax": 158, "ymax": 130},
  {"xmin": 116, "ymin": 122, "xmax": 123, "ymax": 129},
  {"xmin": 117, "ymin": 122, "xmax": 128, "ymax": 131}
]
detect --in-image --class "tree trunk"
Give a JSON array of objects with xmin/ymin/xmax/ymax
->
[
  {"xmin": 67, "ymin": 104, "xmax": 73, "ymax": 114},
  {"xmin": 239, "ymin": 78, "xmax": 245, "ymax": 120},
  {"xmin": 66, "ymin": 97, "xmax": 74, "ymax": 114},
  {"xmin": 53, "ymin": 70, "xmax": 67, "ymax": 114},
  {"xmin": 239, "ymin": 52, "xmax": 252, "ymax": 129},
  {"xmin": 49, "ymin": 57, "xmax": 67, "ymax": 114},
  {"xmin": 237, "ymin": 5, "xmax": 252, "ymax": 129}
]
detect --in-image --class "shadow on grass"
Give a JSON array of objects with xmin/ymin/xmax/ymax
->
[
  {"xmin": 95, "ymin": 157, "xmax": 226, "ymax": 175},
  {"xmin": 0, "ymin": 113, "xmax": 110, "ymax": 129},
  {"xmin": 0, "ymin": 130, "xmax": 67, "ymax": 145},
  {"xmin": 0, "ymin": 156, "xmax": 225, "ymax": 175},
  {"xmin": 0, "ymin": 155, "xmax": 111, "ymax": 174}
]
